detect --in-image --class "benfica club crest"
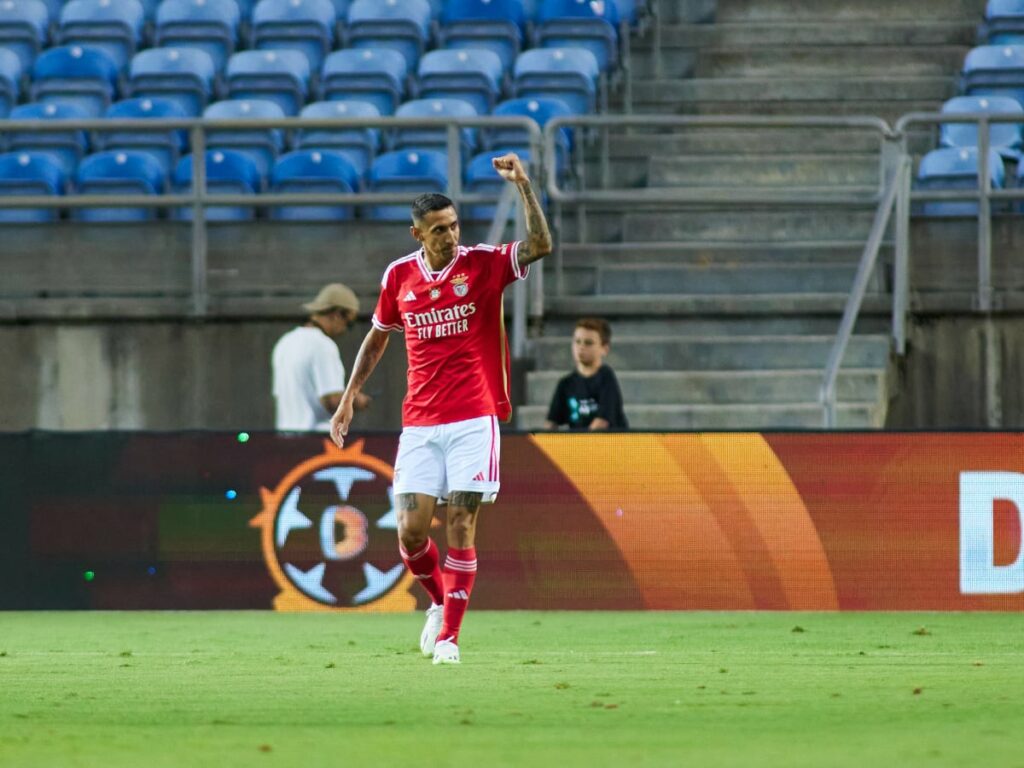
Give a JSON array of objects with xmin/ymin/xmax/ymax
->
[{"xmin": 450, "ymin": 273, "xmax": 469, "ymax": 297}]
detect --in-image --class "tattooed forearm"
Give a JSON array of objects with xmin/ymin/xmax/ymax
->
[
  {"xmin": 448, "ymin": 491, "xmax": 483, "ymax": 511},
  {"xmin": 398, "ymin": 494, "xmax": 419, "ymax": 511},
  {"xmin": 516, "ymin": 181, "xmax": 552, "ymax": 268}
]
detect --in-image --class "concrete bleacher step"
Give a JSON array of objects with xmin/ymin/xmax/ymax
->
[
  {"xmin": 649, "ymin": 22, "xmax": 976, "ymax": 48},
  {"xmin": 545, "ymin": 293, "xmax": 892, "ymax": 316},
  {"xmin": 634, "ymin": 76, "xmax": 956, "ymax": 104},
  {"xmin": 538, "ymin": 315, "xmax": 891, "ymax": 337},
  {"xmin": 598, "ymin": 130, "xmax": 932, "ymax": 157},
  {"xmin": 622, "ymin": 209, "xmax": 877, "ymax": 242},
  {"xmin": 595, "ymin": 262, "xmax": 883, "ymax": 295},
  {"xmin": 695, "ymin": 46, "xmax": 969, "ymax": 79},
  {"xmin": 557, "ymin": 241, "xmax": 889, "ymax": 267},
  {"xmin": 525, "ymin": 369, "xmax": 884, "ymax": 406},
  {"xmin": 647, "ymin": 154, "xmax": 882, "ymax": 188},
  {"xmin": 532, "ymin": 334, "xmax": 891, "ymax": 371},
  {"xmin": 713, "ymin": 0, "xmax": 979, "ymax": 22},
  {"xmin": 515, "ymin": 403, "xmax": 883, "ymax": 430}
]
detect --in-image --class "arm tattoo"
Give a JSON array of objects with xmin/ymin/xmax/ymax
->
[
  {"xmin": 448, "ymin": 491, "xmax": 482, "ymax": 512},
  {"xmin": 516, "ymin": 181, "xmax": 552, "ymax": 269},
  {"xmin": 397, "ymin": 494, "xmax": 419, "ymax": 511}
]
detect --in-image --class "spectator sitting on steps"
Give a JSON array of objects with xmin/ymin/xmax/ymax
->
[{"xmin": 544, "ymin": 317, "xmax": 628, "ymax": 431}]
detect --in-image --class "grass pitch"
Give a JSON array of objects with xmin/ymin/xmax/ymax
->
[{"xmin": 1, "ymin": 611, "xmax": 1022, "ymax": 767}]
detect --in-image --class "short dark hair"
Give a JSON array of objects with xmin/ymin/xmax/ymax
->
[
  {"xmin": 576, "ymin": 317, "xmax": 611, "ymax": 346},
  {"xmin": 411, "ymin": 193, "xmax": 455, "ymax": 222}
]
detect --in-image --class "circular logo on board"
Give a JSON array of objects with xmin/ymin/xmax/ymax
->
[{"xmin": 250, "ymin": 440, "xmax": 416, "ymax": 612}]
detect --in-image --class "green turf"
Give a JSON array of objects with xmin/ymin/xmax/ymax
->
[{"xmin": 1, "ymin": 611, "xmax": 1023, "ymax": 767}]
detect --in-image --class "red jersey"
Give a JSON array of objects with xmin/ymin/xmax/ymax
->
[{"xmin": 372, "ymin": 241, "xmax": 528, "ymax": 427}]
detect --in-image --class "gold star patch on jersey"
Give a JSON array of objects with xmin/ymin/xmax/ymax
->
[{"xmin": 450, "ymin": 273, "xmax": 469, "ymax": 297}]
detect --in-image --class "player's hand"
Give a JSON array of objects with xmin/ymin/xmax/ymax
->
[
  {"xmin": 492, "ymin": 152, "xmax": 529, "ymax": 184},
  {"xmin": 330, "ymin": 397, "xmax": 355, "ymax": 448}
]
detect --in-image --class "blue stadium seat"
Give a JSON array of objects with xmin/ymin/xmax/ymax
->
[
  {"xmin": 154, "ymin": 0, "xmax": 241, "ymax": 72},
  {"xmin": 491, "ymin": 96, "xmax": 573, "ymax": 170},
  {"xmin": 203, "ymin": 98, "xmax": 286, "ymax": 177},
  {"xmin": 0, "ymin": 47, "xmax": 20, "ymax": 117},
  {"xmin": 38, "ymin": 0, "xmax": 64, "ymax": 21},
  {"xmin": 985, "ymin": 0, "xmax": 1024, "ymax": 44},
  {"xmin": 320, "ymin": 48, "xmax": 407, "ymax": 115},
  {"xmin": 73, "ymin": 149, "xmax": 166, "ymax": 221},
  {"xmin": 417, "ymin": 48, "xmax": 504, "ymax": 115},
  {"xmin": 438, "ymin": 0, "xmax": 526, "ymax": 70},
  {"xmin": 462, "ymin": 147, "xmax": 532, "ymax": 221},
  {"xmin": 129, "ymin": 47, "xmax": 217, "ymax": 117},
  {"xmin": 7, "ymin": 102, "xmax": 90, "ymax": 175},
  {"xmin": 364, "ymin": 148, "xmax": 447, "ymax": 219},
  {"xmin": 269, "ymin": 149, "xmax": 359, "ymax": 220},
  {"xmin": 96, "ymin": 97, "xmax": 189, "ymax": 174},
  {"xmin": 513, "ymin": 47, "xmax": 599, "ymax": 114},
  {"xmin": 535, "ymin": 0, "xmax": 619, "ymax": 72},
  {"xmin": 345, "ymin": 0, "xmax": 432, "ymax": 73},
  {"xmin": 173, "ymin": 149, "xmax": 261, "ymax": 220},
  {"xmin": 296, "ymin": 99, "xmax": 380, "ymax": 174},
  {"xmin": 59, "ymin": 0, "xmax": 146, "ymax": 70},
  {"xmin": 393, "ymin": 98, "xmax": 477, "ymax": 161},
  {"xmin": 226, "ymin": 49, "xmax": 311, "ymax": 115},
  {"xmin": 614, "ymin": 0, "xmax": 639, "ymax": 25},
  {"xmin": 31, "ymin": 45, "xmax": 119, "ymax": 117},
  {"xmin": 916, "ymin": 147, "xmax": 1005, "ymax": 217},
  {"xmin": 0, "ymin": 0, "xmax": 49, "ymax": 71},
  {"xmin": 939, "ymin": 95, "xmax": 1024, "ymax": 160},
  {"xmin": 0, "ymin": 151, "xmax": 65, "ymax": 223},
  {"xmin": 252, "ymin": 0, "xmax": 335, "ymax": 72},
  {"xmin": 963, "ymin": 44, "xmax": 1024, "ymax": 105}
]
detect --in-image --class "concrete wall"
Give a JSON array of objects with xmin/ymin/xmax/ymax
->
[
  {"xmin": 887, "ymin": 314, "xmax": 1024, "ymax": 429},
  {"xmin": 0, "ymin": 320, "xmax": 409, "ymax": 431}
]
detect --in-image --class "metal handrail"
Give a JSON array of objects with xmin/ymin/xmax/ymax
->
[
  {"xmin": 895, "ymin": 111, "xmax": 1024, "ymax": 313},
  {"xmin": 0, "ymin": 114, "xmax": 543, "ymax": 320},
  {"xmin": 819, "ymin": 154, "xmax": 910, "ymax": 428}
]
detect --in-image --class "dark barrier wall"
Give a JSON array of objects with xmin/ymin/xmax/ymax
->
[{"xmin": 2, "ymin": 432, "xmax": 1024, "ymax": 611}]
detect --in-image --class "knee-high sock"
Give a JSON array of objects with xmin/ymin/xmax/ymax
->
[
  {"xmin": 399, "ymin": 539, "xmax": 444, "ymax": 606},
  {"xmin": 439, "ymin": 546, "xmax": 477, "ymax": 644}
]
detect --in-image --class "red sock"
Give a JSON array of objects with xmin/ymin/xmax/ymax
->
[
  {"xmin": 399, "ymin": 539, "xmax": 444, "ymax": 606},
  {"xmin": 439, "ymin": 546, "xmax": 477, "ymax": 644}
]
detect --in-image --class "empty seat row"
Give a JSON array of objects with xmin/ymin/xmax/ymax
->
[
  {"xmin": 0, "ymin": 146, "xmax": 526, "ymax": 222},
  {"xmin": 2, "ymin": 94, "xmax": 572, "ymax": 177},
  {"xmin": 4, "ymin": 43, "xmax": 599, "ymax": 117},
  {"xmin": 982, "ymin": 0, "xmax": 1024, "ymax": 45},
  {"xmin": 2, "ymin": 0, "xmax": 634, "ymax": 74},
  {"xmin": 961, "ymin": 44, "xmax": 1024, "ymax": 106}
]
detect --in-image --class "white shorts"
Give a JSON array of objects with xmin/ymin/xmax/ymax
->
[{"xmin": 393, "ymin": 415, "xmax": 501, "ymax": 504}]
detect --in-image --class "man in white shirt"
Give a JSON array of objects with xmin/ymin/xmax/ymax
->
[{"xmin": 272, "ymin": 283, "xmax": 370, "ymax": 432}]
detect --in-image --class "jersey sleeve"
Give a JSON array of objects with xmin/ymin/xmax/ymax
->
[
  {"xmin": 476, "ymin": 241, "xmax": 527, "ymax": 288},
  {"xmin": 372, "ymin": 266, "xmax": 403, "ymax": 332}
]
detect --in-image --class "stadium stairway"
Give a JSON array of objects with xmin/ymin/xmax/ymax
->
[{"xmin": 517, "ymin": 0, "xmax": 980, "ymax": 430}]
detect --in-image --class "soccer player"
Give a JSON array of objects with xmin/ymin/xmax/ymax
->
[{"xmin": 329, "ymin": 152, "xmax": 552, "ymax": 665}]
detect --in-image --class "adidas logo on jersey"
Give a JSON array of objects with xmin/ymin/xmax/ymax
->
[
  {"xmin": 402, "ymin": 291, "xmax": 416, "ymax": 302},
  {"xmin": 473, "ymin": 472, "xmax": 485, "ymax": 481},
  {"xmin": 447, "ymin": 590, "xmax": 469, "ymax": 600}
]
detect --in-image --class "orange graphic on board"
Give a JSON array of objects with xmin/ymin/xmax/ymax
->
[{"xmin": 530, "ymin": 433, "xmax": 838, "ymax": 610}]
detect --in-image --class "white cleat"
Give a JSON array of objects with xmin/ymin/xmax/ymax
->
[
  {"xmin": 420, "ymin": 603, "xmax": 443, "ymax": 657},
  {"xmin": 432, "ymin": 638, "xmax": 460, "ymax": 665}
]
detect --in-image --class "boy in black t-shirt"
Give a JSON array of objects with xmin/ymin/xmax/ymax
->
[{"xmin": 544, "ymin": 318, "xmax": 628, "ymax": 430}]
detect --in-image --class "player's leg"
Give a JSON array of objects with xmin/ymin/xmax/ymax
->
[
  {"xmin": 433, "ymin": 416, "xmax": 500, "ymax": 664},
  {"xmin": 393, "ymin": 427, "xmax": 446, "ymax": 655}
]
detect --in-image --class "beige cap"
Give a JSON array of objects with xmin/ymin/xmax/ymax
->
[{"xmin": 303, "ymin": 283, "xmax": 360, "ymax": 314}]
